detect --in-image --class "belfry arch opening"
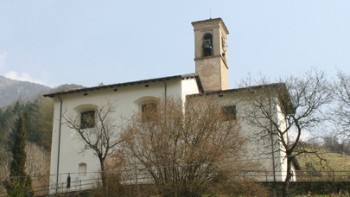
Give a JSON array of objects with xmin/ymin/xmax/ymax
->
[{"xmin": 202, "ymin": 33, "xmax": 213, "ymax": 57}]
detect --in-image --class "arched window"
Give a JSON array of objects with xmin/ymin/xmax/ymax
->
[
  {"xmin": 80, "ymin": 110, "xmax": 95, "ymax": 129},
  {"xmin": 202, "ymin": 33, "xmax": 213, "ymax": 56},
  {"xmin": 74, "ymin": 104, "xmax": 97, "ymax": 129},
  {"xmin": 78, "ymin": 162, "xmax": 87, "ymax": 176},
  {"xmin": 135, "ymin": 97, "xmax": 160, "ymax": 122},
  {"xmin": 141, "ymin": 102, "xmax": 158, "ymax": 122}
]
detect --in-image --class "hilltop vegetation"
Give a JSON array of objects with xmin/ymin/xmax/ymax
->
[
  {"xmin": 0, "ymin": 80, "xmax": 84, "ymax": 196},
  {"xmin": 0, "ymin": 79, "xmax": 82, "ymax": 153},
  {"xmin": 0, "ymin": 78, "xmax": 84, "ymax": 163},
  {"xmin": 0, "ymin": 97, "xmax": 54, "ymax": 154}
]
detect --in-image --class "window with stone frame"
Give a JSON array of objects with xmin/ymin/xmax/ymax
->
[
  {"xmin": 141, "ymin": 102, "xmax": 158, "ymax": 122},
  {"xmin": 80, "ymin": 110, "xmax": 96, "ymax": 129},
  {"xmin": 221, "ymin": 105, "xmax": 237, "ymax": 121}
]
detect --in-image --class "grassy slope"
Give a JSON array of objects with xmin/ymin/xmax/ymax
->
[{"xmin": 297, "ymin": 147, "xmax": 350, "ymax": 172}]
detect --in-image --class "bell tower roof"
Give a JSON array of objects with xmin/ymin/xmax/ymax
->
[{"xmin": 191, "ymin": 18, "xmax": 229, "ymax": 35}]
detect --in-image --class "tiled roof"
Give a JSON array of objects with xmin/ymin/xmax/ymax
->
[{"xmin": 44, "ymin": 73, "xmax": 203, "ymax": 98}]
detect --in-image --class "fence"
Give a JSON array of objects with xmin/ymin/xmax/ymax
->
[{"xmin": 2, "ymin": 170, "xmax": 350, "ymax": 196}]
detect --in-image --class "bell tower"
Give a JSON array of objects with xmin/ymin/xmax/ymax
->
[{"xmin": 192, "ymin": 18, "xmax": 229, "ymax": 91}]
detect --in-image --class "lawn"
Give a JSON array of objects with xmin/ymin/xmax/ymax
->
[{"xmin": 296, "ymin": 146, "xmax": 350, "ymax": 181}]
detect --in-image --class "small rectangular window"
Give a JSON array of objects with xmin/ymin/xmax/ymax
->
[
  {"xmin": 78, "ymin": 163, "xmax": 87, "ymax": 176},
  {"xmin": 222, "ymin": 105, "xmax": 237, "ymax": 120},
  {"xmin": 80, "ymin": 110, "xmax": 95, "ymax": 129}
]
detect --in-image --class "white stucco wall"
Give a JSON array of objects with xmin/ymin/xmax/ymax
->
[
  {"xmin": 196, "ymin": 90, "xmax": 291, "ymax": 182},
  {"xmin": 49, "ymin": 78, "xmax": 291, "ymax": 194},
  {"xmin": 48, "ymin": 77, "xmax": 199, "ymax": 194}
]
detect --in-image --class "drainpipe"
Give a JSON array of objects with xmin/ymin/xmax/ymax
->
[
  {"xmin": 163, "ymin": 80, "xmax": 167, "ymax": 103},
  {"xmin": 268, "ymin": 92, "xmax": 278, "ymax": 197},
  {"xmin": 268, "ymin": 92, "xmax": 276, "ymax": 182},
  {"xmin": 56, "ymin": 95, "xmax": 63, "ymax": 194},
  {"xmin": 163, "ymin": 80, "xmax": 168, "ymax": 123}
]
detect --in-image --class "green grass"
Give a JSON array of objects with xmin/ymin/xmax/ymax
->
[
  {"xmin": 297, "ymin": 148, "xmax": 350, "ymax": 172},
  {"xmin": 296, "ymin": 145, "xmax": 350, "ymax": 182}
]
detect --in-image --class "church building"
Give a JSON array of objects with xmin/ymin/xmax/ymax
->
[{"xmin": 44, "ymin": 18, "xmax": 294, "ymax": 194}]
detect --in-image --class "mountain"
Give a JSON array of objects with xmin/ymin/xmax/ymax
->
[
  {"xmin": 0, "ymin": 76, "xmax": 51, "ymax": 108},
  {"xmin": 0, "ymin": 76, "xmax": 87, "ymax": 108}
]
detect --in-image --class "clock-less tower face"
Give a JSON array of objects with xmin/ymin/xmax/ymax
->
[{"xmin": 192, "ymin": 18, "xmax": 229, "ymax": 91}]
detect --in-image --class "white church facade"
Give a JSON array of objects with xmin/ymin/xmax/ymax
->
[{"xmin": 45, "ymin": 18, "xmax": 295, "ymax": 194}]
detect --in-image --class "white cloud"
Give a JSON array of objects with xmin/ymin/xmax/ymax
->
[
  {"xmin": 5, "ymin": 71, "xmax": 48, "ymax": 86},
  {"xmin": 0, "ymin": 51, "xmax": 8, "ymax": 70},
  {"xmin": 0, "ymin": 52, "xmax": 52, "ymax": 87}
]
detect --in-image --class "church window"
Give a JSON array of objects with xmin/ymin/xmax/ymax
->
[
  {"xmin": 141, "ymin": 102, "xmax": 158, "ymax": 122},
  {"xmin": 221, "ymin": 105, "xmax": 237, "ymax": 120},
  {"xmin": 80, "ymin": 110, "xmax": 95, "ymax": 129},
  {"xmin": 78, "ymin": 162, "xmax": 87, "ymax": 176},
  {"xmin": 202, "ymin": 33, "xmax": 213, "ymax": 56}
]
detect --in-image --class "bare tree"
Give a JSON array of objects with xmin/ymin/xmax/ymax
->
[
  {"xmin": 64, "ymin": 102, "xmax": 123, "ymax": 196},
  {"xmin": 122, "ymin": 97, "xmax": 259, "ymax": 197},
  {"xmin": 241, "ymin": 71, "xmax": 332, "ymax": 197},
  {"xmin": 333, "ymin": 71, "xmax": 350, "ymax": 136},
  {"xmin": 25, "ymin": 142, "xmax": 50, "ymax": 196}
]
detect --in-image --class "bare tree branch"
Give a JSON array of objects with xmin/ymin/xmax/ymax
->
[
  {"xmin": 333, "ymin": 71, "xmax": 350, "ymax": 136},
  {"xmin": 63, "ymin": 102, "xmax": 123, "ymax": 196},
  {"xmin": 122, "ymin": 98, "xmax": 256, "ymax": 197},
  {"xmin": 241, "ymin": 70, "xmax": 332, "ymax": 197}
]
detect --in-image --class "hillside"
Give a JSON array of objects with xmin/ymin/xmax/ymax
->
[
  {"xmin": 0, "ymin": 76, "xmax": 86, "ymax": 108},
  {"xmin": 0, "ymin": 76, "xmax": 51, "ymax": 108},
  {"xmin": 296, "ymin": 145, "xmax": 350, "ymax": 181},
  {"xmin": 297, "ymin": 149, "xmax": 350, "ymax": 172}
]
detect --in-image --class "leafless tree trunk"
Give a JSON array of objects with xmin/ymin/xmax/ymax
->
[
  {"xmin": 64, "ymin": 102, "xmax": 123, "ymax": 197},
  {"xmin": 241, "ymin": 70, "xmax": 332, "ymax": 197},
  {"xmin": 333, "ymin": 71, "xmax": 350, "ymax": 137},
  {"xmin": 25, "ymin": 142, "xmax": 50, "ymax": 195},
  {"xmin": 122, "ymin": 97, "xmax": 255, "ymax": 197}
]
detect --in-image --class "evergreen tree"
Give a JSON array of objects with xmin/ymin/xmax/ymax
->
[
  {"xmin": 0, "ymin": 108, "xmax": 5, "ymax": 165},
  {"xmin": 4, "ymin": 112, "xmax": 34, "ymax": 197}
]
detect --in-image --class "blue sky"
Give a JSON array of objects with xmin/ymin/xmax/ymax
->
[{"xmin": 0, "ymin": 1, "xmax": 349, "ymax": 88}]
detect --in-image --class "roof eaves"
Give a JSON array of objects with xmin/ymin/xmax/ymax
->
[
  {"xmin": 44, "ymin": 73, "xmax": 199, "ymax": 98},
  {"xmin": 187, "ymin": 83, "xmax": 286, "ymax": 97}
]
